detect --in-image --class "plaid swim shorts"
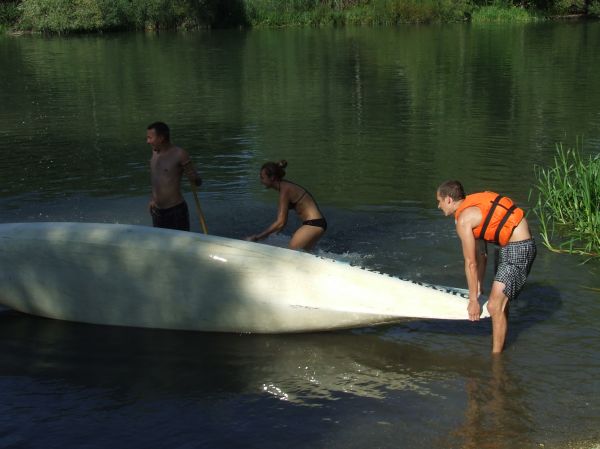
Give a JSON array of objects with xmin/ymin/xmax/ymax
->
[{"xmin": 494, "ymin": 238, "xmax": 536, "ymax": 300}]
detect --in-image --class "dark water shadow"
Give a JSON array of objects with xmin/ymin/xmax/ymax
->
[
  {"xmin": 504, "ymin": 282, "xmax": 562, "ymax": 347},
  {"xmin": 0, "ymin": 309, "xmax": 474, "ymax": 398},
  {"xmin": 376, "ymin": 283, "xmax": 562, "ymax": 351},
  {"xmin": 0, "ymin": 301, "xmax": 547, "ymax": 392}
]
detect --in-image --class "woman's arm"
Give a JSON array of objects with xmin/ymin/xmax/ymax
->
[{"xmin": 247, "ymin": 188, "xmax": 290, "ymax": 242}]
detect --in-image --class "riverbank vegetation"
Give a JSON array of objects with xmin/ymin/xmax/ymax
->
[
  {"xmin": 0, "ymin": 1, "xmax": 20, "ymax": 32},
  {"xmin": 471, "ymin": 3, "xmax": 542, "ymax": 22},
  {"xmin": 0, "ymin": 0, "xmax": 598, "ymax": 33},
  {"xmin": 531, "ymin": 140, "xmax": 600, "ymax": 260}
]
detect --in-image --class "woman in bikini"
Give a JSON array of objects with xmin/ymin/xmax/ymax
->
[{"xmin": 245, "ymin": 160, "xmax": 327, "ymax": 251}]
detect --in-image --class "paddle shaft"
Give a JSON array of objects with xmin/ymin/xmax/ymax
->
[{"xmin": 190, "ymin": 183, "xmax": 208, "ymax": 234}]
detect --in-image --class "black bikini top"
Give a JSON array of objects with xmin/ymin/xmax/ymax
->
[
  {"xmin": 283, "ymin": 181, "xmax": 308, "ymax": 210},
  {"xmin": 289, "ymin": 190, "xmax": 307, "ymax": 210}
]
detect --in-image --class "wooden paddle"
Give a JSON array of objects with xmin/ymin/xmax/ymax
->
[{"xmin": 190, "ymin": 182, "xmax": 208, "ymax": 234}]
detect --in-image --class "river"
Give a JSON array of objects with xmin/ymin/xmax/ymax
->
[{"xmin": 0, "ymin": 22, "xmax": 599, "ymax": 449}]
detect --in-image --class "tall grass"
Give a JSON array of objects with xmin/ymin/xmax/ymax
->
[
  {"xmin": 245, "ymin": 0, "xmax": 473, "ymax": 26},
  {"xmin": 531, "ymin": 139, "xmax": 600, "ymax": 260},
  {"xmin": 471, "ymin": 2, "xmax": 543, "ymax": 23}
]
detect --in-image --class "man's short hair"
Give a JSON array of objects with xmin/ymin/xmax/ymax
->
[
  {"xmin": 147, "ymin": 121, "xmax": 170, "ymax": 141},
  {"xmin": 437, "ymin": 180, "xmax": 466, "ymax": 201}
]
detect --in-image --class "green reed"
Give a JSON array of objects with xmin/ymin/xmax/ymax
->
[
  {"xmin": 471, "ymin": 3, "xmax": 542, "ymax": 23},
  {"xmin": 531, "ymin": 139, "xmax": 600, "ymax": 260}
]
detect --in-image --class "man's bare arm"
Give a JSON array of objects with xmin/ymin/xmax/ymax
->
[
  {"xmin": 181, "ymin": 153, "xmax": 202, "ymax": 187},
  {"xmin": 476, "ymin": 239, "xmax": 487, "ymax": 296},
  {"xmin": 456, "ymin": 213, "xmax": 482, "ymax": 321}
]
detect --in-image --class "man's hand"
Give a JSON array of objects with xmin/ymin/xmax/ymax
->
[
  {"xmin": 245, "ymin": 235, "xmax": 259, "ymax": 242},
  {"xmin": 467, "ymin": 299, "xmax": 481, "ymax": 321}
]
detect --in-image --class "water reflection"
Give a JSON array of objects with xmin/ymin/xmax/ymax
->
[
  {"xmin": 2, "ymin": 25, "xmax": 599, "ymax": 205},
  {"xmin": 0, "ymin": 311, "xmax": 458, "ymax": 404},
  {"xmin": 447, "ymin": 356, "xmax": 532, "ymax": 449}
]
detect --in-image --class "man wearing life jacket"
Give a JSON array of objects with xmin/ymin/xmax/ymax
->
[{"xmin": 436, "ymin": 180, "xmax": 536, "ymax": 353}]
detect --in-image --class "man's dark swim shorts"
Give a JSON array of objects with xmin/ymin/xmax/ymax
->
[{"xmin": 151, "ymin": 201, "xmax": 190, "ymax": 232}]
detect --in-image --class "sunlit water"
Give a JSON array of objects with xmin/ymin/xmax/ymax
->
[{"xmin": 1, "ymin": 23, "xmax": 599, "ymax": 449}]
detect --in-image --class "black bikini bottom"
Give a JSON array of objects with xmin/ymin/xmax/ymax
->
[{"xmin": 302, "ymin": 218, "xmax": 327, "ymax": 231}]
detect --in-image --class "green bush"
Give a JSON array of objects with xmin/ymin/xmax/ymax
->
[
  {"xmin": 590, "ymin": 0, "xmax": 600, "ymax": 17},
  {"xmin": 551, "ymin": 0, "xmax": 585, "ymax": 14},
  {"xmin": 0, "ymin": 1, "xmax": 22, "ymax": 30},
  {"xmin": 17, "ymin": 0, "xmax": 243, "ymax": 32},
  {"xmin": 19, "ymin": 0, "xmax": 104, "ymax": 32}
]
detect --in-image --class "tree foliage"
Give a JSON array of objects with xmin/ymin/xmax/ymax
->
[{"xmin": 1, "ymin": 0, "xmax": 599, "ymax": 33}]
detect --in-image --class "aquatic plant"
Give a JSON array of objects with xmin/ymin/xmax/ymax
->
[{"xmin": 531, "ymin": 139, "xmax": 600, "ymax": 260}]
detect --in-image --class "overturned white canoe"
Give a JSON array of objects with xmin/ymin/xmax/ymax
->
[{"xmin": 0, "ymin": 222, "xmax": 488, "ymax": 333}]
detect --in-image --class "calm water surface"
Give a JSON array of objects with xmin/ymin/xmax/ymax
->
[{"xmin": 0, "ymin": 22, "xmax": 599, "ymax": 449}]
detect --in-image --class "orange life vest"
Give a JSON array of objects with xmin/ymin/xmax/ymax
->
[{"xmin": 454, "ymin": 192, "xmax": 524, "ymax": 246}]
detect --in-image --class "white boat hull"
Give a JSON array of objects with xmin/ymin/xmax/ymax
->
[{"xmin": 0, "ymin": 222, "xmax": 488, "ymax": 332}]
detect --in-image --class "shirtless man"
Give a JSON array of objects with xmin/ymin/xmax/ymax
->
[
  {"xmin": 147, "ymin": 122, "xmax": 201, "ymax": 231},
  {"xmin": 436, "ymin": 180, "xmax": 536, "ymax": 353}
]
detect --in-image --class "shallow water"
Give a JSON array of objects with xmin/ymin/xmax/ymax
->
[{"xmin": 1, "ymin": 23, "xmax": 599, "ymax": 449}]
